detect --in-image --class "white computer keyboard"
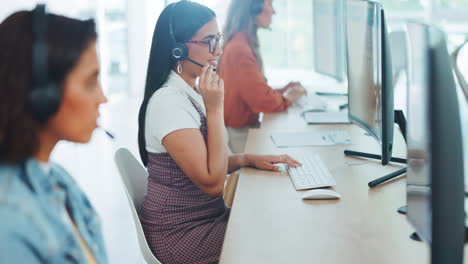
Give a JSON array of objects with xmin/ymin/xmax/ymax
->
[
  {"xmin": 286, "ymin": 154, "xmax": 336, "ymax": 190},
  {"xmin": 295, "ymin": 94, "xmax": 327, "ymax": 111}
]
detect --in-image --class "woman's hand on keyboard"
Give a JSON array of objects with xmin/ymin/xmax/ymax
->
[
  {"xmin": 276, "ymin": 81, "xmax": 301, "ymax": 94},
  {"xmin": 245, "ymin": 154, "xmax": 301, "ymax": 172},
  {"xmin": 284, "ymin": 85, "xmax": 307, "ymax": 103}
]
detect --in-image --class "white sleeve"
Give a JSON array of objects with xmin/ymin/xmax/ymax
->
[{"xmin": 145, "ymin": 90, "xmax": 202, "ymax": 153}]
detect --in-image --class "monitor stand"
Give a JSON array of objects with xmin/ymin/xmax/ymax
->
[
  {"xmin": 346, "ymin": 110, "xmax": 410, "ymax": 216},
  {"xmin": 345, "ymin": 110, "xmax": 407, "ymax": 187},
  {"xmin": 397, "ymin": 205, "xmax": 407, "ymax": 215},
  {"xmin": 410, "ymin": 232, "xmax": 422, "ymax": 241},
  {"xmin": 410, "ymin": 227, "xmax": 468, "ymax": 243}
]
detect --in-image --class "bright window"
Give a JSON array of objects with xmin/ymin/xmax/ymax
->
[
  {"xmin": 259, "ymin": 0, "xmax": 314, "ymax": 71},
  {"xmin": 97, "ymin": 0, "xmax": 129, "ymax": 96},
  {"xmin": 378, "ymin": 0, "xmax": 423, "ymax": 12},
  {"xmin": 438, "ymin": 0, "xmax": 468, "ymax": 8}
]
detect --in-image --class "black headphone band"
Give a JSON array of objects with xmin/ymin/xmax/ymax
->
[
  {"xmin": 32, "ymin": 4, "xmax": 48, "ymax": 88},
  {"xmin": 168, "ymin": 1, "xmax": 188, "ymax": 62},
  {"xmin": 29, "ymin": 4, "xmax": 61, "ymax": 124},
  {"xmin": 169, "ymin": 2, "xmax": 180, "ymax": 47}
]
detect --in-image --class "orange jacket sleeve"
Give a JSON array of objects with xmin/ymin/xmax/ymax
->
[{"xmin": 223, "ymin": 41, "xmax": 291, "ymax": 114}]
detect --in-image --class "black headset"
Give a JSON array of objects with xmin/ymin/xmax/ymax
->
[
  {"xmin": 251, "ymin": 0, "xmax": 264, "ymax": 16},
  {"xmin": 168, "ymin": 1, "xmax": 204, "ymax": 68},
  {"xmin": 29, "ymin": 4, "xmax": 61, "ymax": 124},
  {"xmin": 169, "ymin": 1, "xmax": 188, "ymax": 62}
]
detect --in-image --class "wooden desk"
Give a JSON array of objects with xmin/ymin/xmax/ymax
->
[{"xmin": 220, "ymin": 110, "xmax": 468, "ymax": 263}]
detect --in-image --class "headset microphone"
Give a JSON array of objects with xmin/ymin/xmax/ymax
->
[
  {"xmin": 97, "ymin": 126, "xmax": 115, "ymax": 139},
  {"xmin": 188, "ymin": 58, "xmax": 217, "ymax": 72},
  {"xmin": 103, "ymin": 129, "xmax": 115, "ymax": 139},
  {"xmin": 186, "ymin": 57, "xmax": 204, "ymax": 68}
]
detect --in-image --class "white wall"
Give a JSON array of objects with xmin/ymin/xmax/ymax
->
[
  {"xmin": 126, "ymin": 0, "xmax": 165, "ymax": 97},
  {"xmin": 1, "ymin": 0, "xmax": 36, "ymax": 21}
]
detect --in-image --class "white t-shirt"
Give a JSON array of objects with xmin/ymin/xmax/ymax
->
[{"xmin": 145, "ymin": 71, "xmax": 207, "ymax": 153}]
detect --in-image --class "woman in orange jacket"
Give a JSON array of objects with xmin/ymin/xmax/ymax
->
[{"xmin": 219, "ymin": 0, "xmax": 307, "ymax": 153}]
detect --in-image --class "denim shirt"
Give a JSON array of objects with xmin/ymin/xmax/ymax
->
[{"xmin": 0, "ymin": 159, "xmax": 107, "ymax": 263}]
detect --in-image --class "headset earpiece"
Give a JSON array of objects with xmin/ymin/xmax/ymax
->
[
  {"xmin": 28, "ymin": 83, "xmax": 61, "ymax": 123},
  {"xmin": 172, "ymin": 42, "xmax": 188, "ymax": 61},
  {"xmin": 251, "ymin": 0, "xmax": 264, "ymax": 16}
]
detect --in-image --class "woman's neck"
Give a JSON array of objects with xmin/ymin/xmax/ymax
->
[
  {"xmin": 35, "ymin": 130, "xmax": 59, "ymax": 163},
  {"xmin": 177, "ymin": 71, "xmax": 197, "ymax": 90}
]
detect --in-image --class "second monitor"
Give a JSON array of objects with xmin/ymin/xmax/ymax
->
[
  {"xmin": 345, "ymin": 0, "xmax": 397, "ymax": 167},
  {"xmin": 313, "ymin": 0, "xmax": 346, "ymax": 82}
]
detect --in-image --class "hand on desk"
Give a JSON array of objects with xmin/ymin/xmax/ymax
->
[
  {"xmin": 276, "ymin": 81, "xmax": 301, "ymax": 94},
  {"xmin": 245, "ymin": 154, "xmax": 301, "ymax": 172}
]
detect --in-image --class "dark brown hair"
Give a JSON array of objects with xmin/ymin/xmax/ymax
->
[{"xmin": 0, "ymin": 10, "xmax": 97, "ymax": 164}]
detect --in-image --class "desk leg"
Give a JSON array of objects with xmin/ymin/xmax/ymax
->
[{"xmin": 410, "ymin": 232, "xmax": 422, "ymax": 241}]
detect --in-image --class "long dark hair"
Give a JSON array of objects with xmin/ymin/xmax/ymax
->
[
  {"xmin": 0, "ymin": 10, "xmax": 97, "ymax": 164},
  {"xmin": 138, "ymin": 0, "xmax": 215, "ymax": 166}
]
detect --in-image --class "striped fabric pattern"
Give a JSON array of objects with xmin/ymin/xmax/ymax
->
[{"xmin": 141, "ymin": 98, "xmax": 230, "ymax": 264}]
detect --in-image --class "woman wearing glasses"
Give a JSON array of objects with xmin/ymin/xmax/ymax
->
[
  {"xmin": 219, "ymin": 0, "xmax": 307, "ymax": 153},
  {"xmin": 138, "ymin": 1, "xmax": 300, "ymax": 263}
]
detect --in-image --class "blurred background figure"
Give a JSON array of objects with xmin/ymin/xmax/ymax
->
[
  {"xmin": 0, "ymin": 5, "xmax": 108, "ymax": 263},
  {"xmin": 219, "ymin": 0, "xmax": 307, "ymax": 154}
]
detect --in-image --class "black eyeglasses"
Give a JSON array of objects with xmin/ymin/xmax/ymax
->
[{"xmin": 185, "ymin": 33, "xmax": 224, "ymax": 54}]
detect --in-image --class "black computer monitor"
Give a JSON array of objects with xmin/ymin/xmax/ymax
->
[
  {"xmin": 406, "ymin": 22, "xmax": 465, "ymax": 263},
  {"xmin": 346, "ymin": 0, "xmax": 394, "ymax": 165},
  {"xmin": 313, "ymin": 0, "xmax": 346, "ymax": 82}
]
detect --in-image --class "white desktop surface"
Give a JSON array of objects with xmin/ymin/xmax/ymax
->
[{"xmin": 220, "ymin": 107, "xmax": 468, "ymax": 263}]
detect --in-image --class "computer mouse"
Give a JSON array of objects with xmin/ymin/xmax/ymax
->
[{"xmin": 301, "ymin": 189, "xmax": 341, "ymax": 200}]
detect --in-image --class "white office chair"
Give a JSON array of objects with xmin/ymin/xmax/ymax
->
[{"xmin": 114, "ymin": 148, "xmax": 161, "ymax": 264}]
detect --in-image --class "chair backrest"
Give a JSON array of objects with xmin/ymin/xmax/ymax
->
[
  {"xmin": 114, "ymin": 148, "xmax": 161, "ymax": 264},
  {"xmin": 114, "ymin": 148, "xmax": 148, "ymax": 210}
]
